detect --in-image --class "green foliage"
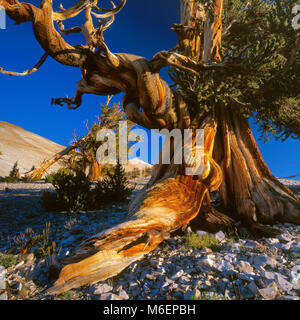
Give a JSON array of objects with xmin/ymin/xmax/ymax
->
[
  {"xmin": 92, "ymin": 161, "xmax": 134, "ymax": 204},
  {"xmin": 59, "ymin": 290, "xmax": 75, "ymax": 300},
  {"xmin": 171, "ymin": 0, "xmax": 300, "ymax": 141},
  {"xmin": 66, "ymin": 100, "xmax": 135, "ymax": 175},
  {"xmin": 3, "ymin": 161, "xmax": 20, "ymax": 182},
  {"xmin": 183, "ymin": 233, "xmax": 220, "ymax": 251},
  {"xmin": 42, "ymin": 162, "xmax": 133, "ymax": 212},
  {"xmin": 0, "ymin": 253, "xmax": 18, "ymax": 268},
  {"xmin": 11, "ymin": 223, "xmax": 56, "ymax": 258},
  {"xmin": 42, "ymin": 170, "xmax": 91, "ymax": 212},
  {"xmin": 192, "ymin": 292, "xmax": 226, "ymax": 300},
  {"xmin": 44, "ymin": 168, "xmax": 73, "ymax": 184}
]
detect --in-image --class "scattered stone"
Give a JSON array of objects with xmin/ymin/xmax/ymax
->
[
  {"xmin": 238, "ymin": 261, "xmax": 254, "ymax": 274},
  {"xmin": 263, "ymin": 271, "xmax": 276, "ymax": 282},
  {"xmin": 0, "ymin": 293, "xmax": 8, "ymax": 300},
  {"xmin": 196, "ymin": 231, "xmax": 209, "ymax": 236},
  {"xmin": 99, "ymin": 293, "xmax": 123, "ymax": 300},
  {"xmin": 230, "ymin": 243, "xmax": 240, "ymax": 253},
  {"xmin": 92, "ymin": 283, "xmax": 113, "ymax": 295},
  {"xmin": 258, "ymin": 284, "xmax": 279, "ymax": 300},
  {"xmin": 251, "ymin": 255, "xmax": 268, "ymax": 268},
  {"xmin": 170, "ymin": 270, "xmax": 184, "ymax": 280},
  {"xmin": 245, "ymin": 240, "xmax": 258, "ymax": 250},
  {"xmin": 118, "ymin": 289, "xmax": 129, "ymax": 300},
  {"xmin": 275, "ymin": 274, "xmax": 293, "ymax": 293},
  {"xmin": 198, "ymin": 257, "xmax": 215, "ymax": 268},
  {"xmin": 14, "ymin": 261, "xmax": 24, "ymax": 270},
  {"xmin": 247, "ymin": 281, "xmax": 259, "ymax": 295},
  {"xmin": 215, "ymin": 261, "xmax": 234, "ymax": 273},
  {"xmin": 145, "ymin": 274, "xmax": 156, "ymax": 281},
  {"xmin": 277, "ymin": 233, "xmax": 292, "ymax": 242},
  {"xmin": 215, "ymin": 231, "xmax": 226, "ymax": 242},
  {"xmin": 238, "ymin": 272, "xmax": 255, "ymax": 282},
  {"xmin": 279, "ymin": 295, "xmax": 300, "ymax": 300},
  {"xmin": 199, "ymin": 247, "xmax": 213, "ymax": 255},
  {"xmin": 1, "ymin": 181, "xmax": 300, "ymax": 301}
]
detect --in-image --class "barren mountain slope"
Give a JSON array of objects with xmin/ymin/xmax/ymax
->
[{"xmin": 0, "ymin": 121, "xmax": 65, "ymax": 177}]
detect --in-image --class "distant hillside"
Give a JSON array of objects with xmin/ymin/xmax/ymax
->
[
  {"xmin": 124, "ymin": 158, "xmax": 152, "ymax": 172},
  {"xmin": 0, "ymin": 121, "xmax": 65, "ymax": 177},
  {"xmin": 0, "ymin": 121, "xmax": 152, "ymax": 178}
]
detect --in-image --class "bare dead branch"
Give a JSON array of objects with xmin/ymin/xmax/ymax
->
[
  {"xmin": 0, "ymin": 53, "xmax": 48, "ymax": 76},
  {"xmin": 52, "ymin": 0, "xmax": 91, "ymax": 21},
  {"xmin": 91, "ymin": 0, "xmax": 127, "ymax": 18},
  {"xmin": 56, "ymin": 20, "xmax": 82, "ymax": 35}
]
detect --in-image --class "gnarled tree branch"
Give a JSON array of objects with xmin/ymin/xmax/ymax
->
[{"xmin": 0, "ymin": 53, "xmax": 48, "ymax": 76}]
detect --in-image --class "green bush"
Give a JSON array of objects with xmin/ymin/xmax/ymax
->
[
  {"xmin": 3, "ymin": 161, "xmax": 20, "ymax": 182},
  {"xmin": 0, "ymin": 253, "xmax": 18, "ymax": 268},
  {"xmin": 44, "ymin": 168, "xmax": 73, "ymax": 184},
  {"xmin": 92, "ymin": 161, "xmax": 134, "ymax": 205},
  {"xmin": 42, "ymin": 163, "xmax": 133, "ymax": 212},
  {"xmin": 42, "ymin": 170, "xmax": 91, "ymax": 212},
  {"xmin": 183, "ymin": 233, "xmax": 220, "ymax": 251}
]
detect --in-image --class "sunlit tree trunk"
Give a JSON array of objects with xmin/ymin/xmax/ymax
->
[
  {"xmin": 87, "ymin": 161, "xmax": 102, "ymax": 181},
  {"xmin": 2, "ymin": 0, "xmax": 298, "ymax": 294},
  {"xmin": 213, "ymin": 106, "xmax": 300, "ymax": 235},
  {"xmin": 47, "ymin": 0, "xmax": 224, "ymax": 294}
]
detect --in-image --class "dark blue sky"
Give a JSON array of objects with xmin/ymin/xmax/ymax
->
[{"xmin": 0, "ymin": 0, "xmax": 299, "ymax": 178}]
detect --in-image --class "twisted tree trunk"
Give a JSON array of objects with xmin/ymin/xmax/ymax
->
[
  {"xmin": 87, "ymin": 160, "xmax": 102, "ymax": 181},
  {"xmin": 46, "ymin": 0, "xmax": 299, "ymax": 294},
  {"xmin": 213, "ymin": 106, "xmax": 300, "ymax": 235},
  {"xmin": 47, "ymin": 0, "xmax": 225, "ymax": 295},
  {"xmin": 2, "ymin": 0, "xmax": 299, "ymax": 295}
]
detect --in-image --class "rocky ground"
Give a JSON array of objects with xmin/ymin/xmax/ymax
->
[{"xmin": 0, "ymin": 179, "xmax": 299, "ymax": 301}]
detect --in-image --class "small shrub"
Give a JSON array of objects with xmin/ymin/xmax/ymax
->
[
  {"xmin": 92, "ymin": 161, "xmax": 134, "ymax": 205},
  {"xmin": 44, "ymin": 168, "xmax": 73, "ymax": 184},
  {"xmin": 11, "ymin": 222, "xmax": 56, "ymax": 258},
  {"xmin": 42, "ymin": 170, "xmax": 91, "ymax": 212},
  {"xmin": 3, "ymin": 161, "xmax": 20, "ymax": 182},
  {"xmin": 0, "ymin": 253, "xmax": 18, "ymax": 268},
  {"xmin": 192, "ymin": 292, "xmax": 225, "ymax": 300},
  {"xmin": 59, "ymin": 290, "xmax": 75, "ymax": 300},
  {"xmin": 183, "ymin": 233, "xmax": 220, "ymax": 251}
]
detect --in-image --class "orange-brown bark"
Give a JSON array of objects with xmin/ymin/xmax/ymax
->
[
  {"xmin": 87, "ymin": 161, "xmax": 102, "ymax": 181},
  {"xmin": 213, "ymin": 107, "xmax": 300, "ymax": 235},
  {"xmin": 48, "ymin": 116, "xmax": 222, "ymax": 294},
  {"xmin": 2, "ymin": 0, "xmax": 299, "ymax": 295}
]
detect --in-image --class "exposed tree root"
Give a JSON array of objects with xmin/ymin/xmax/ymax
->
[
  {"xmin": 47, "ymin": 176, "xmax": 207, "ymax": 294},
  {"xmin": 214, "ymin": 106, "xmax": 300, "ymax": 232},
  {"xmin": 189, "ymin": 194, "xmax": 237, "ymax": 234}
]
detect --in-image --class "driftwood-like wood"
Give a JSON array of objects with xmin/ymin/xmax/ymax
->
[
  {"xmin": 25, "ymin": 145, "xmax": 76, "ymax": 181},
  {"xmin": 47, "ymin": 116, "xmax": 222, "ymax": 294},
  {"xmin": 1, "ymin": 0, "xmax": 299, "ymax": 294}
]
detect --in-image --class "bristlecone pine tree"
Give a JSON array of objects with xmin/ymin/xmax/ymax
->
[
  {"xmin": 64, "ymin": 97, "xmax": 135, "ymax": 181},
  {"xmin": 26, "ymin": 97, "xmax": 134, "ymax": 181},
  {"xmin": 1, "ymin": 0, "xmax": 299, "ymax": 294}
]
